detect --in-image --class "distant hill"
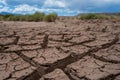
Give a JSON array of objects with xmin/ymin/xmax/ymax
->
[{"xmin": 0, "ymin": 12, "xmax": 13, "ymax": 15}]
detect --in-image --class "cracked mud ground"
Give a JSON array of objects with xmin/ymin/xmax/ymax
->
[{"xmin": 0, "ymin": 20, "xmax": 120, "ymax": 80}]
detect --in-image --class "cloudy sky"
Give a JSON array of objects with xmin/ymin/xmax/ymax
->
[{"xmin": 0, "ymin": 0, "xmax": 120, "ymax": 16}]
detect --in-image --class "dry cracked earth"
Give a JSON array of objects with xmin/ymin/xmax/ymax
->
[{"xmin": 0, "ymin": 19, "xmax": 120, "ymax": 80}]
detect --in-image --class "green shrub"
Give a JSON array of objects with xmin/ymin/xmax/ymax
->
[
  {"xmin": 43, "ymin": 13, "xmax": 57, "ymax": 22},
  {"xmin": 80, "ymin": 14, "xmax": 104, "ymax": 20},
  {"xmin": 3, "ymin": 14, "xmax": 13, "ymax": 18},
  {"xmin": 3, "ymin": 14, "xmax": 13, "ymax": 21},
  {"xmin": 0, "ymin": 12, "xmax": 58, "ymax": 22},
  {"xmin": 0, "ymin": 15, "xmax": 3, "ymax": 21},
  {"xmin": 32, "ymin": 12, "xmax": 45, "ymax": 21},
  {"xmin": 9, "ymin": 16, "xmax": 20, "ymax": 21},
  {"xmin": 23, "ymin": 15, "xmax": 33, "ymax": 21}
]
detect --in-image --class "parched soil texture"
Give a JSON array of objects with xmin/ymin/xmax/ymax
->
[{"xmin": 0, "ymin": 19, "xmax": 120, "ymax": 80}]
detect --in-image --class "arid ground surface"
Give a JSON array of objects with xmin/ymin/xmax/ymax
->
[{"xmin": 0, "ymin": 19, "xmax": 120, "ymax": 80}]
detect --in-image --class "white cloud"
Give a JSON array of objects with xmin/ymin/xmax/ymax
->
[
  {"xmin": 11, "ymin": 4, "xmax": 82, "ymax": 16},
  {"xmin": 65, "ymin": 0, "xmax": 120, "ymax": 11},
  {"xmin": 0, "ymin": 4, "xmax": 3, "ymax": 8},
  {"xmin": 1, "ymin": 0, "xmax": 119, "ymax": 16},
  {"xmin": 0, "ymin": 6, "xmax": 12, "ymax": 12},
  {"xmin": 103, "ymin": 0, "xmax": 120, "ymax": 2},
  {"xmin": 13, "ymin": 4, "xmax": 40, "ymax": 14},
  {"xmin": 0, "ymin": 0, "xmax": 7, "ymax": 5},
  {"xmin": 90, "ymin": 0, "xmax": 120, "ymax": 7},
  {"xmin": 92, "ymin": 0, "xmax": 120, "ymax": 4},
  {"xmin": 0, "ymin": 0, "xmax": 9, "ymax": 12},
  {"xmin": 42, "ymin": 0, "xmax": 66, "ymax": 8}
]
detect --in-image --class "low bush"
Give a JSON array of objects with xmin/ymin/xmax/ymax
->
[
  {"xmin": 80, "ymin": 14, "xmax": 105, "ymax": 20},
  {"xmin": 32, "ymin": 12, "xmax": 45, "ymax": 21},
  {"xmin": 0, "ymin": 12, "xmax": 57, "ymax": 22},
  {"xmin": 0, "ymin": 15, "xmax": 3, "ymax": 21},
  {"xmin": 43, "ymin": 13, "xmax": 58, "ymax": 22}
]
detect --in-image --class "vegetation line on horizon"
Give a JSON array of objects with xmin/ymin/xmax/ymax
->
[
  {"xmin": 0, "ymin": 12, "xmax": 120, "ymax": 22},
  {"xmin": 0, "ymin": 12, "xmax": 58, "ymax": 22}
]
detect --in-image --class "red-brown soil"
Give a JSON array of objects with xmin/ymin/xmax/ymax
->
[{"xmin": 0, "ymin": 19, "xmax": 120, "ymax": 80}]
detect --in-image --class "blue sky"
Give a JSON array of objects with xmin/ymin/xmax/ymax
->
[{"xmin": 0, "ymin": 0, "xmax": 120, "ymax": 16}]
